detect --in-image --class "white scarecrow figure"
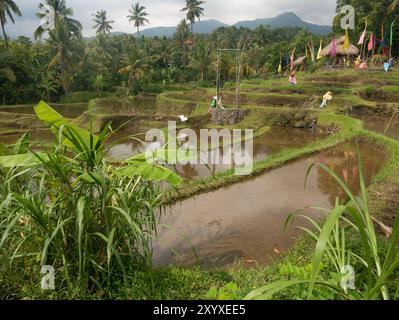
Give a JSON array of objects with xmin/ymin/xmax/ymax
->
[{"xmin": 320, "ymin": 91, "xmax": 333, "ymax": 109}]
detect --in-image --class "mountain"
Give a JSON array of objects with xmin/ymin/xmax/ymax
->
[
  {"xmin": 137, "ymin": 19, "xmax": 228, "ymax": 38},
  {"xmin": 136, "ymin": 12, "xmax": 331, "ymax": 38},
  {"xmin": 233, "ymin": 12, "xmax": 331, "ymax": 35}
]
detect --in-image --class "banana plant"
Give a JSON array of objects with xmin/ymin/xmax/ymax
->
[{"xmin": 0, "ymin": 101, "xmax": 182, "ymax": 186}]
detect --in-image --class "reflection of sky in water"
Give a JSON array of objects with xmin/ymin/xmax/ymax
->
[
  {"xmin": 355, "ymin": 116, "xmax": 399, "ymax": 141},
  {"xmin": 153, "ymin": 141, "xmax": 386, "ymax": 268},
  {"xmin": 106, "ymin": 127, "xmax": 320, "ymax": 180}
]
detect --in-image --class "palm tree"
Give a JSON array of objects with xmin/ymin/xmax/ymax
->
[
  {"xmin": 39, "ymin": 74, "xmax": 58, "ymax": 102},
  {"xmin": 127, "ymin": 3, "xmax": 149, "ymax": 38},
  {"xmin": 189, "ymin": 38, "xmax": 211, "ymax": 81},
  {"xmin": 119, "ymin": 48, "xmax": 149, "ymax": 95},
  {"xmin": 34, "ymin": 0, "xmax": 82, "ymax": 40},
  {"xmin": 91, "ymin": 74, "xmax": 108, "ymax": 92},
  {"xmin": 93, "ymin": 10, "xmax": 114, "ymax": 36},
  {"xmin": 181, "ymin": 0, "xmax": 205, "ymax": 42},
  {"xmin": 34, "ymin": 1, "xmax": 82, "ymax": 95},
  {"xmin": 174, "ymin": 19, "xmax": 190, "ymax": 45},
  {"xmin": 0, "ymin": 0, "xmax": 22, "ymax": 48},
  {"xmin": 390, "ymin": 0, "xmax": 399, "ymax": 12},
  {"xmin": 0, "ymin": 49, "xmax": 15, "ymax": 82}
]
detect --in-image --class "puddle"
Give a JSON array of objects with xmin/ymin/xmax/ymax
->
[
  {"xmin": 153, "ymin": 141, "xmax": 385, "ymax": 268},
  {"xmin": 356, "ymin": 116, "xmax": 399, "ymax": 140}
]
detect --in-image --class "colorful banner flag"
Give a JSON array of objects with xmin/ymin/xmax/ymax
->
[
  {"xmin": 311, "ymin": 44, "xmax": 315, "ymax": 63},
  {"xmin": 344, "ymin": 28, "xmax": 349, "ymax": 50},
  {"xmin": 381, "ymin": 22, "xmax": 388, "ymax": 48},
  {"xmin": 368, "ymin": 33, "xmax": 374, "ymax": 51},
  {"xmin": 358, "ymin": 26, "xmax": 366, "ymax": 45},
  {"xmin": 317, "ymin": 37, "xmax": 323, "ymax": 60},
  {"xmin": 329, "ymin": 36, "xmax": 337, "ymax": 57},
  {"xmin": 290, "ymin": 48, "xmax": 296, "ymax": 71}
]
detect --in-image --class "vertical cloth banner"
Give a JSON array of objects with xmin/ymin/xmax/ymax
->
[
  {"xmin": 330, "ymin": 36, "xmax": 337, "ymax": 57},
  {"xmin": 358, "ymin": 25, "xmax": 367, "ymax": 45},
  {"xmin": 368, "ymin": 33, "xmax": 374, "ymax": 51},
  {"xmin": 290, "ymin": 48, "xmax": 296, "ymax": 71},
  {"xmin": 317, "ymin": 37, "xmax": 323, "ymax": 60},
  {"xmin": 381, "ymin": 22, "xmax": 385, "ymax": 44},
  {"xmin": 308, "ymin": 42, "xmax": 315, "ymax": 63},
  {"xmin": 344, "ymin": 28, "xmax": 349, "ymax": 50}
]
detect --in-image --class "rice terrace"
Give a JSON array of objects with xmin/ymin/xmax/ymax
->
[{"xmin": 1, "ymin": 0, "xmax": 399, "ymax": 304}]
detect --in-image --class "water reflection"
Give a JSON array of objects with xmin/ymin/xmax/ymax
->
[
  {"xmin": 152, "ymin": 141, "xmax": 386, "ymax": 268},
  {"xmin": 106, "ymin": 127, "xmax": 320, "ymax": 180},
  {"xmin": 355, "ymin": 116, "xmax": 399, "ymax": 140}
]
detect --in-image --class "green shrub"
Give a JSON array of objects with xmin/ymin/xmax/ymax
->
[{"xmin": 0, "ymin": 101, "xmax": 181, "ymax": 297}]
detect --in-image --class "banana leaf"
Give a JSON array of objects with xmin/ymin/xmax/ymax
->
[
  {"xmin": 0, "ymin": 153, "xmax": 49, "ymax": 168},
  {"xmin": 34, "ymin": 101, "xmax": 99, "ymax": 150}
]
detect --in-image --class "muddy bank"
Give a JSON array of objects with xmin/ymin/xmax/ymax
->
[{"xmin": 153, "ymin": 141, "xmax": 386, "ymax": 268}]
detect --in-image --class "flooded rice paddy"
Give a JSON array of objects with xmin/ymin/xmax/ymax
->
[
  {"xmin": 0, "ymin": 101, "xmax": 392, "ymax": 269},
  {"xmin": 153, "ymin": 141, "xmax": 386, "ymax": 268}
]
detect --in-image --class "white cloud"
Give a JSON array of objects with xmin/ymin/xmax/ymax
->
[{"xmin": 8, "ymin": 0, "xmax": 336, "ymax": 38}]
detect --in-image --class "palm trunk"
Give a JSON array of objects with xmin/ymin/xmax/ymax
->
[
  {"xmin": 1, "ymin": 21, "xmax": 8, "ymax": 48},
  {"xmin": 191, "ymin": 22, "xmax": 194, "ymax": 44},
  {"xmin": 137, "ymin": 27, "xmax": 140, "ymax": 38}
]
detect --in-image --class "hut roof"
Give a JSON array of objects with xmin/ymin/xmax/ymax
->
[
  {"xmin": 294, "ymin": 56, "xmax": 307, "ymax": 66},
  {"xmin": 319, "ymin": 36, "xmax": 360, "ymax": 57}
]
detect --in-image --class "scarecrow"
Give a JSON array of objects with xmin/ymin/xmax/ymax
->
[{"xmin": 320, "ymin": 91, "xmax": 333, "ymax": 109}]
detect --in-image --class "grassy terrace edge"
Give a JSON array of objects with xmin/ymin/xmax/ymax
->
[{"xmin": 166, "ymin": 112, "xmax": 399, "ymax": 205}]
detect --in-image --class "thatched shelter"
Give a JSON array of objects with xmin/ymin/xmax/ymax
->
[{"xmin": 319, "ymin": 36, "xmax": 360, "ymax": 58}]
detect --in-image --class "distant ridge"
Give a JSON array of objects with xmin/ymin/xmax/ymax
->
[
  {"xmin": 134, "ymin": 12, "xmax": 331, "ymax": 38},
  {"xmin": 233, "ymin": 12, "xmax": 331, "ymax": 35}
]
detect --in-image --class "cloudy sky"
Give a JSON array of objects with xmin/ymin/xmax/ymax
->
[{"xmin": 9, "ymin": 0, "xmax": 337, "ymax": 38}]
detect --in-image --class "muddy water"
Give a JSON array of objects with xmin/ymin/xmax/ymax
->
[
  {"xmin": 0, "ymin": 131, "xmax": 54, "ymax": 145},
  {"xmin": 153, "ymin": 141, "xmax": 385, "ymax": 268},
  {"xmin": 0, "ymin": 103, "xmax": 87, "ymax": 119},
  {"xmin": 107, "ymin": 127, "xmax": 320, "ymax": 180},
  {"xmin": 95, "ymin": 95, "xmax": 157, "ymax": 115},
  {"xmin": 356, "ymin": 116, "xmax": 399, "ymax": 140}
]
